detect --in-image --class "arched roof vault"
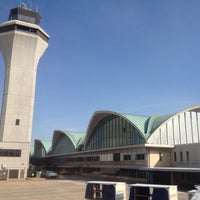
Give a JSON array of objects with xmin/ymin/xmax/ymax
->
[
  {"xmin": 33, "ymin": 139, "xmax": 51, "ymax": 157},
  {"xmin": 84, "ymin": 110, "xmax": 150, "ymax": 148},
  {"xmin": 147, "ymin": 105, "xmax": 200, "ymax": 142},
  {"xmin": 52, "ymin": 130, "xmax": 85, "ymax": 153}
]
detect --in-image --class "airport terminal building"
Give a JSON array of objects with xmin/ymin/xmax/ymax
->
[{"xmin": 32, "ymin": 105, "xmax": 200, "ymax": 188}]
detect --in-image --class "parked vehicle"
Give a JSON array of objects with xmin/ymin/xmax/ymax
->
[{"xmin": 41, "ymin": 170, "xmax": 57, "ymax": 179}]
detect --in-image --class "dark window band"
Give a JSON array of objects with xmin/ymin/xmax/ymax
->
[
  {"xmin": 0, "ymin": 149, "xmax": 21, "ymax": 157},
  {"xmin": 0, "ymin": 24, "xmax": 48, "ymax": 42}
]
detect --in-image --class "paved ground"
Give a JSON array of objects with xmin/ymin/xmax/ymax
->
[{"xmin": 0, "ymin": 176, "xmax": 188, "ymax": 200}]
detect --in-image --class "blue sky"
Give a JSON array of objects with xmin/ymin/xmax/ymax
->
[{"xmin": 0, "ymin": 0, "xmax": 200, "ymax": 142}]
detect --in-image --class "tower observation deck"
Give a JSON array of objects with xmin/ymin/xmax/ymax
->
[
  {"xmin": 9, "ymin": 4, "xmax": 41, "ymax": 25},
  {"xmin": 0, "ymin": 4, "xmax": 48, "ymax": 43}
]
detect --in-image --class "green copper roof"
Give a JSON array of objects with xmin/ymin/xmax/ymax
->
[
  {"xmin": 121, "ymin": 113, "xmax": 172, "ymax": 139},
  {"xmin": 121, "ymin": 114, "xmax": 149, "ymax": 135},
  {"xmin": 150, "ymin": 114, "xmax": 173, "ymax": 133},
  {"xmin": 40, "ymin": 140, "xmax": 52, "ymax": 153},
  {"xmin": 62, "ymin": 131, "xmax": 85, "ymax": 148}
]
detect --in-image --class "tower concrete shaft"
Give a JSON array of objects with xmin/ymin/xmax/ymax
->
[
  {"xmin": 0, "ymin": 19, "xmax": 48, "ymax": 142},
  {"xmin": 0, "ymin": 6, "xmax": 49, "ymax": 179}
]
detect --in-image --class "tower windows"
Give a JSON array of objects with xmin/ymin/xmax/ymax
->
[
  {"xmin": 0, "ymin": 149, "xmax": 21, "ymax": 157},
  {"xmin": 15, "ymin": 119, "xmax": 20, "ymax": 126}
]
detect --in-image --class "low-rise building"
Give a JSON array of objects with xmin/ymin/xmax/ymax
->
[{"xmin": 32, "ymin": 105, "xmax": 200, "ymax": 188}]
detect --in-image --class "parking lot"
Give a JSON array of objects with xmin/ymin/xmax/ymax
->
[
  {"xmin": 0, "ymin": 178, "xmax": 85, "ymax": 200},
  {"xmin": 0, "ymin": 176, "xmax": 188, "ymax": 200}
]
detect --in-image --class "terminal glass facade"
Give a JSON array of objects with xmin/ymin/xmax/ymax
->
[{"xmin": 86, "ymin": 115, "xmax": 145, "ymax": 150}]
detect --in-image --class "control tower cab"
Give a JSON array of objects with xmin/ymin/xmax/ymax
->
[{"xmin": 9, "ymin": 4, "xmax": 41, "ymax": 25}]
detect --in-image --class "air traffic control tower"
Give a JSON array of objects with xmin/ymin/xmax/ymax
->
[{"xmin": 0, "ymin": 4, "xmax": 49, "ymax": 179}]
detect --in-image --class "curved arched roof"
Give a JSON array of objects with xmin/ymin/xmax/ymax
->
[
  {"xmin": 121, "ymin": 114, "xmax": 149, "ymax": 134},
  {"xmin": 51, "ymin": 130, "xmax": 85, "ymax": 154},
  {"xmin": 53, "ymin": 130, "xmax": 85, "ymax": 148},
  {"xmin": 147, "ymin": 105, "xmax": 200, "ymax": 143},
  {"xmin": 32, "ymin": 105, "xmax": 200, "ymax": 155},
  {"xmin": 33, "ymin": 139, "xmax": 51, "ymax": 157},
  {"xmin": 84, "ymin": 110, "xmax": 173, "ymax": 147}
]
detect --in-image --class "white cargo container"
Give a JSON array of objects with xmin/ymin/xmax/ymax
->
[
  {"xmin": 85, "ymin": 181, "xmax": 126, "ymax": 200},
  {"xmin": 129, "ymin": 183, "xmax": 178, "ymax": 200}
]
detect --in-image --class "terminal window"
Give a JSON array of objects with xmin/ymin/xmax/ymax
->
[
  {"xmin": 123, "ymin": 154, "xmax": 131, "ymax": 160},
  {"xmin": 159, "ymin": 152, "xmax": 163, "ymax": 161},
  {"xmin": 174, "ymin": 152, "xmax": 177, "ymax": 161},
  {"xmin": 186, "ymin": 151, "xmax": 189, "ymax": 162},
  {"xmin": 135, "ymin": 153, "xmax": 145, "ymax": 160},
  {"xmin": 113, "ymin": 153, "xmax": 120, "ymax": 161},
  {"xmin": 180, "ymin": 151, "xmax": 183, "ymax": 161}
]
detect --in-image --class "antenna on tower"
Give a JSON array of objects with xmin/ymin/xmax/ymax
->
[
  {"xmin": 20, "ymin": 2, "xmax": 27, "ymax": 9},
  {"xmin": 30, "ymin": 0, "xmax": 33, "ymax": 10},
  {"xmin": 18, "ymin": 0, "xmax": 22, "ymax": 7},
  {"xmin": 36, "ymin": 3, "xmax": 39, "ymax": 13}
]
